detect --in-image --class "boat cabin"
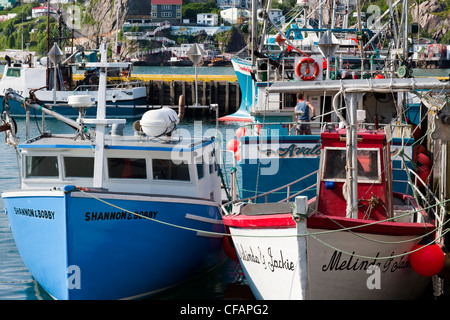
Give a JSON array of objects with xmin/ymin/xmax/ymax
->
[
  {"xmin": 18, "ymin": 134, "xmax": 221, "ymax": 202},
  {"xmin": 316, "ymin": 128, "xmax": 393, "ymax": 220}
]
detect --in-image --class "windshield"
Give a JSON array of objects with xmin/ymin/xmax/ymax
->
[{"xmin": 322, "ymin": 147, "xmax": 380, "ymax": 183}]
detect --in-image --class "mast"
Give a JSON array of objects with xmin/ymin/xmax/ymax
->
[
  {"xmin": 344, "ymin": 92, "xmax": 362, "ymax": 219},
  {"xmin": 251, "ymin": 0, "xmax": 258, "ymax": 111},
  {"xmin": 83, "ymin": 40, "xmax": 127, "ymax": 188}
]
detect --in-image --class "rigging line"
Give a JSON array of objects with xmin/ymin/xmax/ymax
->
[
  {"xmin": 312, "ymin": 205, "xmax": 448, "ymax": 245},
  {"xmin": 75, "ymin": 187, "xmax": 450, "ymax": 242},
  {"xmin": 299, "ymin": 222, "xmax": 450, "ymax": 261}
]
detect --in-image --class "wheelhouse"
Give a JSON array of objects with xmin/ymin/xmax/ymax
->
[
  {"xmin": 19, "ymin": 135, "xmax": 221, "ymax": 202},
  {"xmin": 316, "ymin": 129, "xmax": 394, "ymax": 221}
]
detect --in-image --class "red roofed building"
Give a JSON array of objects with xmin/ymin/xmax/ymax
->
[{"xmin": 151, "ymin": 0, "xmax": 182, "ymax": 24}]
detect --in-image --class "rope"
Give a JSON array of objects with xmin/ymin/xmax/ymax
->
[{"xmin": 73, "ymin": 186, "xmax": 449, "ymax": 244}]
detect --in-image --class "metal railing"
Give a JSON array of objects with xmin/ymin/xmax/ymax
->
[{"xmin": 223, "ymin": 169, "xmax": 318, "ymax": 212}]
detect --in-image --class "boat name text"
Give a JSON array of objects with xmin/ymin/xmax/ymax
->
[
  {"xmin": 261, "ymin": 143, "xmax": 321, "ymax": 158},
  {"xmin": 237, "ymin": 244, "xmax": 295, "ymax": 272},
  {"xmin": 14, "ymin": 207, "xmax": 55, "ymax": 220},
  {"xmin": 322, "ymin": 250, "xmax": 410, "ymax": 273},
  {"xmin": 85, "ymin": 210, "xmax": 158, "ymax": 221}
]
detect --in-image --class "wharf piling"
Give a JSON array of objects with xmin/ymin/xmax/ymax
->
[{"xmin": 145, "ymin": 80, "xmax": 241, "ymax": 117}]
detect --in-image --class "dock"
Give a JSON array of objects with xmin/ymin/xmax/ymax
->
[
  {"xmin": 71, "ymin": 73, "xmax": 241, "ymax": 116},
  {"xmin": 72, "ymin": 73, "xmax": 238, "ymax": 83}
]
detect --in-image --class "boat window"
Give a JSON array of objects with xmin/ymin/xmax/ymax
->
[
  {"xmin": 108, "ymin": 158, "xmax": 147, "ymax": 179},
  {"xmin": 208, "ymin": 151, "xmax": 217, "ymax": 174},
  {"xmin": 64, "ymin": 157, "xmax": 94, "ymax": 178},
  {"xmin": 25, "ymin": 156, "xmax": 59, "ymax": 178},
  {"xmin": 6, "ymin": 68, "xmax": 20, "ymax": 78},
  {"xmin": 322, "ymin": 148, "xmax": 346, "ymax": 180},
  {"xmin": 357, "ymin": 149, "xmax": 380, "ymax": 181},
  {"xmin": 196, "ymin": 156, "xmax": 204, "ymax": 180},
  {"xmin": 322, "ymin": 148, "xmax": 380, "ymax": 182},
  {"xmin": 152, "ymin": 159, "xmax": 190, "ymax": 181}
]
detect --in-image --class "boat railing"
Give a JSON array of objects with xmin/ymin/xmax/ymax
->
[
  {"xmin": 222, "ymin": 169, "xmax": 318, "ymax": 212},
  {"xmin": 392, "ymin": 167, "xmax": 446, "ymax": 237},
  {"xmin": 254, "ymin": 55, "xmax": 403, "ymax": 83},
  {"xmin": 238, "ymin": 121, "xmax": 413, "ymax": 137},
  {"xmin": 73, "ymin": 81, "xmax": 144, "ymax": 92}
]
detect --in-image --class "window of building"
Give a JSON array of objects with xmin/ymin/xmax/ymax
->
[
  {"xmin": 161, "ymin": 12, "xmax": 172, "ymax": 17},
  {"xmin": 152, "ymin": 159, "xmax": 190, "ymax": 181},
  {"xmin": 25, "ymin": 156, "xmax": 59, "ymax": 178},
  {"xmin": 108, "ymin": 158, "xmax": 147, "ymax": 179},
  {"xmin": 64, "ymin": 157, "xmax": 94, "ymax": 178}
]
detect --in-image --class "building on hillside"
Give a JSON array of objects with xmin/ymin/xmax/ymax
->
[
  {"xmin": 257, "ymin": 8, "xmax": 284, "ymax": 25},
  {"xmin": 220, "ymin": 7, "xmax": 250, "ymax": 24},
  {"xmin": 0, "ymin": 13, "xmax": 16, "ymax": 22},
  {"xmin": 0, "ymin": 0, "xmax": 15, "ymax": 9},
  {"xmin": 31, "ymin": 6, "xmax": 58, "ymax": 18},
  {"xmin": 151, "ymin": 0, "xmax": 182, "ymax": 25},
  {"xmin": 217, "ymin": 0, "xmax": 263, "ymax": 10},
  {"xmin": 197, "ymin": 13, "xmax": 218, "ymax": 26}
]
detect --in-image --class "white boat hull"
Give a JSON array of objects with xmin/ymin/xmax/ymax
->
[{"xmin": 228, "ymin": 223, "xmax": 429, "ymax": 300}]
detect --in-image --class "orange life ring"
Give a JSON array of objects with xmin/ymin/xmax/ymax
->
[
  {"xmin": 120, "ymin": 70, "xmax": 130, "ymax": 77},
  {"xmin": 295, "ymin": 57, "xmax": 320, "ymax": 81}
]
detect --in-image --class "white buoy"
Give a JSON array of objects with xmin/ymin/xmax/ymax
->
[{"xmin": 139, "ymin": 107, "xmax": 179, "ymax": 137}]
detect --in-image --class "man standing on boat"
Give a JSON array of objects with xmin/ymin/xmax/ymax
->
[{"xmin": 294, "ymin": 92, "xmax": 316, "ymax": 135}]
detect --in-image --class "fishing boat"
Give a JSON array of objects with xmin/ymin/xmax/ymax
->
[
  {"xmin": 0, "ymin": 45, "xmax": 149, "ymax": 118},
  {"xmin": 220, "ymin": 0, "xmax": 440, "ymax": 204},
  {"xmin": 221, "ymin": 83, "xmax": 448, "ymax": 299},
  {"xmin": 0, "ymin": 41, "xmax": 225, "ymax": 300}
]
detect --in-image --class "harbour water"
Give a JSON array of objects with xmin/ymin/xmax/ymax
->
[{"xmin": 0, "ymin": 65, "xmax": 449, "ymax": 301}]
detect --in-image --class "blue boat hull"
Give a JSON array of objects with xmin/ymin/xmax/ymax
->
[
  {"xmin": 0, "ymin": 97, "xmax": 150, "ymax": 118},
  {"xmin": 3, "ymin": 189, "xmax": 225, "ymax": 300}
]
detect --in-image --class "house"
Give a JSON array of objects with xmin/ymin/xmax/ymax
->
[
  {"xmin": 197, "ymin": 13, "xmax": 218, "ymax": 26},
  {"xmin": 0, "ymin": 13, "xmax": 17, "ymax": 22},
  {"xmin": 151, "ymin": 0, "xmax": 182, "ymax": 25},
  {"xmin": 32, "ymin": 6, "xmax": 58, "ymax": 19},
  {"xmin": 257, "ymin": 8, "xmax": 284, "ymax": 25},
  {"xmin": 220, "ymin": 7, "xmax": 250, "ymax": 24},
  {"xmin": 0, "ymin": 0, "xmax": 15, "ymax": 9}
]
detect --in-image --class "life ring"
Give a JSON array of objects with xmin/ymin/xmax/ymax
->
[
  {"xmin": 119, "ymin": 70, "xmax": 130, "ymax": 77},
  {"xmin": 295, "ymin": 57, "xmax": 319, "ymax": 81}
]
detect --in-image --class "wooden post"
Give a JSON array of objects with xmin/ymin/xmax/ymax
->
[
  {"xmin": 225, "ymin": 81, "xmax": 229, "ymax": 115},
  {"xmin": 182, "ymin": 81, "xmax": 186, "ymax": 104},
  {"xmin": 170, "ymin": 80, "xmax": 175, "ymax": 106},
  {"xmin": 159, "ymin": 81, "xmax": 164, "ymax": 107},
  {"xmin": 202, "ymin": 81, "xmax": 206, "ymax": 106}
]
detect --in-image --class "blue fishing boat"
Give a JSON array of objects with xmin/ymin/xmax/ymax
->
[
  {"xmin": 0, "ymin": 46, "xmax": 148, "ymax": 119},
  {"xmin": 0, "ymin": 41, "xmax": 225, "ymax": 300}
]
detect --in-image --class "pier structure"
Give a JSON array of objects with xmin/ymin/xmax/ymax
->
[{"xmin": 72, "ymin": 73, "xmax": 241, "ymax": 117}]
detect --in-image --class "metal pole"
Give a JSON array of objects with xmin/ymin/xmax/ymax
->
[
  {"xmin": 345, "ymin": 92, "xmax": 360, "ymax": 219},
  {"xmin": 195, "ymin": 63, "xmax": 198, "ymax": 106},
  {"xmin": 92, "ymin": 40, "xmax": 108, "ymax": 188}
]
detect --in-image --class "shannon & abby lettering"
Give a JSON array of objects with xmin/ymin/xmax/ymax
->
[
  {"xmin": 14, "ymin": 207, "xmax": 55, "ymax": 220},
  {"xmin": 85, "ymin": 210, "xmax": 158, "ymax": 221}
]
